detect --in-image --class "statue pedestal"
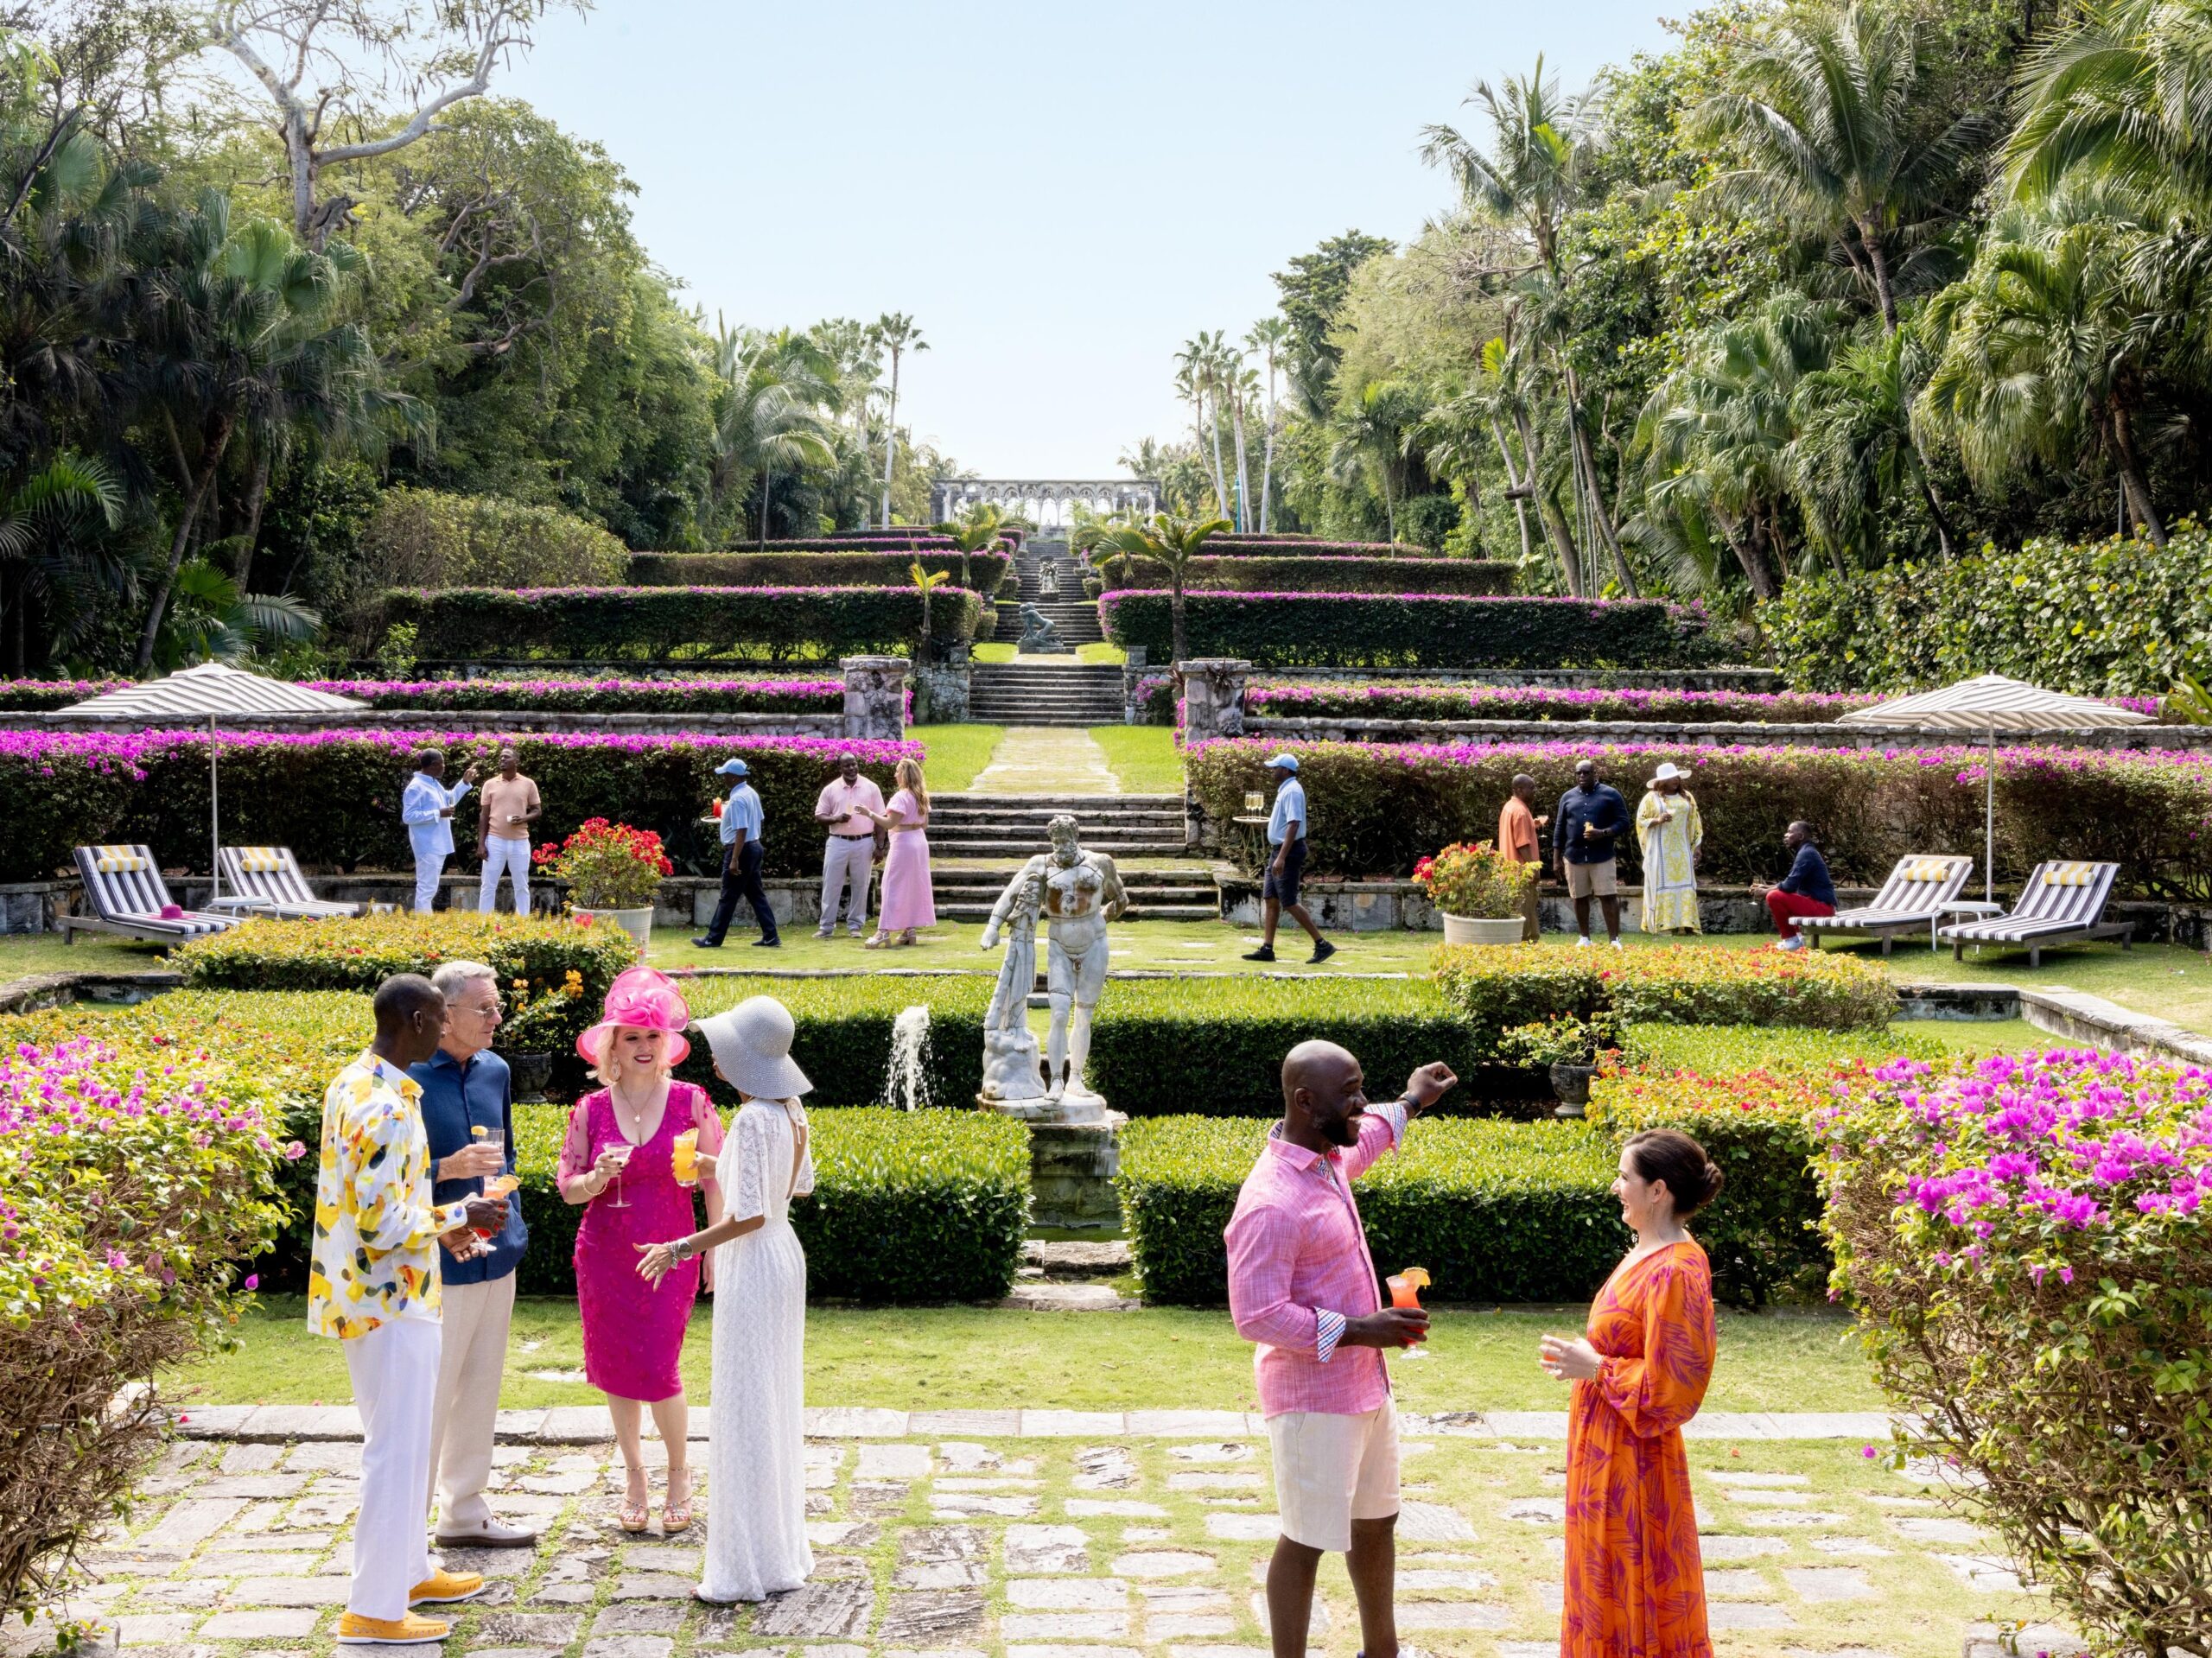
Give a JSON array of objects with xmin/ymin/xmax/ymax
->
[
  {"xmin": 1022, "ymin": 1110, "xmax": 1128, "ymax": 1231},
  {"xmin": 976, "ymin": 1089, "xmax": 1109, "ymax": 1127}
]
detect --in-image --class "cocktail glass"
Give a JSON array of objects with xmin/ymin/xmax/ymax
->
[
  {"xmin": 671, "ymin": 1128, "xmax": 700, "ymax": 1187},
  {"xmin": 474, "ymin": 1173, "xmax": 518, "ymax": 1237},
  {"xmin": 605, "ymin": 1142, "xmax": 633, "ymax": 1209},
  {"xmin": 1387, "ymin": 1267, "xmax": 1432, "ymax": 1359}
]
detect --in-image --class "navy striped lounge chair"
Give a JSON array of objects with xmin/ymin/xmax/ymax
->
[
  {"xmin": 1936, "ymin": 861, "xmax": 2133, "ymax": 968},
  {"xmin": 1797, "ymin": 854, "xmax": 1974, "ymax": 956},
  {"xmin": 65, "ymin": 845, "xmax": 242, "ymax": 943}
]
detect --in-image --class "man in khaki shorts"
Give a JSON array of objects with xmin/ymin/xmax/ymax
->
[
  {"xmin": 1224, "ymin": 1041, "xmax": 1459, "ymax": 1658},
  {"xmin": 1553, "ymin": 757, "xmax": 1629, "ymax": 949}
]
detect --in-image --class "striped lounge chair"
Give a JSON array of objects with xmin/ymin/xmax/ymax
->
[
  {"xmin": 1796, "ymin": 854, "xmax": 1975, "ymax": 956},
  {"xmin": 217, "ymin": 846, "xmax": 360, "ymax": 919},
  {"xmin": 1937, "ymin": 861, "xmax": 2133, "ymax": 968},
  {"xmin": 64, "ymin": 845, "xmax": 242, "ymax": 944}
]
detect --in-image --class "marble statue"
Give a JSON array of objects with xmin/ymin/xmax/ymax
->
[
  {"xmin": 1015, "ymin": 603, "xmax": 1065, "ymax": 655},
  {"xmin": 980, "ymin": 815, "xmax": 1126, "ymax": 1119},
  {"xmin": 977, "ymin": 865, "xmax": 1046, "ymax": 1105}
]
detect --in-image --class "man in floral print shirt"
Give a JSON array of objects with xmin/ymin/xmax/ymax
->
[{"xmin": 312, "ymin": 975, "xmax": 506, "ymax": 1647}]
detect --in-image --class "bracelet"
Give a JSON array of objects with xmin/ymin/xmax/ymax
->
[{"xmin": 671, "ymin": 1236, "xmax": 698, "ymax": 1263}]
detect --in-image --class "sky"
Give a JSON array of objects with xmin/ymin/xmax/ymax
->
[{"xmin": 499, "ymin": 2, "xmax": 1681, "ymax": 480}]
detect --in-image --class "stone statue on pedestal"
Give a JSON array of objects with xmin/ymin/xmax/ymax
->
[
  {"xmin": 1015, "ymin": 603, "xmax": 1065, "ymax": 655},
  {"xmin": 977, "ymin": 865, "xmax": 1046, "ymax": 1106},
  {"xmin": 980, "ymin": 815, "xmax": 1126, "ymax": 1120}
]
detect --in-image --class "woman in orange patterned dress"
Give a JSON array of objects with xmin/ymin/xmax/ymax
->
[{"xmin": 1540, "ymin": 1128, "xmax": 1722, "ymax": 1658}]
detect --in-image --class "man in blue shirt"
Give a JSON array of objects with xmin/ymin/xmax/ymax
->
[
  {"xmin": 400, "ymin": 749, "xmax": 481, "ymax": 913},
  {"xmin": 1553, "ymin": 758, "xmax": 1630, "ymax": 949},
  {"xmin": 1243, "ymin": 753, "xmax": 1336, "ymax": 965},
  {"xmin": 412, "ymin": 960, "xmax": 535, "ymax": 1548},
  {"xmin": 1755, "ymin": 819, "xmax": 1836, "ymax": 951},
  {"xmin": 693, "ymin": 757, "xmax": 779, "ymax": 948}
]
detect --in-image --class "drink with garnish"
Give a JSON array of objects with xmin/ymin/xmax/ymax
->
[
  {"xmin": 1387, "ymin": 1267, "xmax": 1432, "ymax": 1358},
  {"xmin": 671, "ymin": 1128, "xmax": 700, "ymax": 1186}
]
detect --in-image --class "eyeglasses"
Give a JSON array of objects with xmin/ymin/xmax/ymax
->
[{"xmin": 454, "ymin": 1001, "xmax": 503, "ymax": 1020}]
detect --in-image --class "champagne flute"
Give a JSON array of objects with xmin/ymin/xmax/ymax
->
[
  {"xmin": 605, "ymin": 1140, "xmax": 634, "ymax": 1209},
  {"xmin": 1388, "ymin": 1267, "xmax": 1432, "ymax": 1360}
]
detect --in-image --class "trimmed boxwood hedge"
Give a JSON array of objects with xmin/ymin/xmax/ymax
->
[
  {"xmin": 1120, "ymin": 1116, "xmax": 1622, "ymax": 1305},
  {"xmin": 677, "ymin": 975, "xmax": 994, "ymax": 1109},
  {"xmin": 1432, "ymin": 941, "xmax": 1897, "ymax": 1037},
  {"xmin": 628, "ymin": 551, "xmax": 1009, "ymax": 594},
  {"xmin": 383, "ymin": 584, "xmax": 986, "ymax": 662},
  {"xmin": 1099, "ymin": 590, "xmax": 1707, "ymax": 669},
  {"xmin": 1087, "ymin": 556, "xmax": 1515, "ymax": 596}
]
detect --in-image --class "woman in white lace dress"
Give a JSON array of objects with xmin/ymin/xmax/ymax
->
[{"xmin": 635, "ymin": 995, "xmax": 814, "ymax": 1603}]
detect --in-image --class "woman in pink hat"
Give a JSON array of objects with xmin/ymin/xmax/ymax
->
[{"xmin": 556, "ymin": 968, "xmax": 724, "ymax": 1534}]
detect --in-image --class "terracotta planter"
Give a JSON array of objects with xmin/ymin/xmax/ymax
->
[
  {"xmin": 1441, "ymin": 912, "xmax": 1525, "ymax": 946},
  {"xmin": 574, "ymin": 905, "xmax": 653, "ymax": 956}
]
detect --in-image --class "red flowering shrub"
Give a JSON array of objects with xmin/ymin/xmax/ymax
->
[{"xmin": 533, "ymin": 817, "xmax": 674, "ymax": 911}]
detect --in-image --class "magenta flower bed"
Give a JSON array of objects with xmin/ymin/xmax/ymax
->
[
  {"xmin": 1239, "ymin": 682, "xmax": 2165, "ymax": 724},
  {"xmin": 0, "ymin": 727, "xmax": 920, "ymax": 882},
  {"xmin": 302, "ymin": 677, "xmax": 846, "ymax": 715}
]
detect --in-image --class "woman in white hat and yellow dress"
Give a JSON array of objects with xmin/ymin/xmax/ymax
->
[
  {"xmin": 1636, "ymin": 762, "xmax": 1704, "ymax": 934},
  {"xmin": 636, "ymin": 994, "xmax": 816, "ymax": 1604}
]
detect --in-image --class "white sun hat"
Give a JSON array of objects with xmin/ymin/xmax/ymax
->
[
  {"xmin": 1648, "ymin": 761, "xmax": 1688, "ymax": 787},
  {"xmin": 694, "ymin": 995, "xmax": 814, "ymax": 1100}
]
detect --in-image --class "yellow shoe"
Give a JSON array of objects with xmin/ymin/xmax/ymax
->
[
  {"xmin": 337, "ymin": 1610, "xmax": 451, "ymax": 1644},
  {"xmin": 408, "ymin": 1568, "xmax": 485, "ymax": 1604}
]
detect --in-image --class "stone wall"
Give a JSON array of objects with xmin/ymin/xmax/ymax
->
[
  {"xmin": 1246, "ymin": 715, "xmax": 2211, "ymax": 753},
  {"xmin": 1253, "ymin": 665, "xmax": 1789, "ymax": 691},
  {"xmin": 912, "ymin": 657, "xmax": 970, "ymax": 724},
  {"xmin": 0, "ymin": 709, "xmax": 846, "ymax": 739}
]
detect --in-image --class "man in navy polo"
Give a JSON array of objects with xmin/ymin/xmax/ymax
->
[{"xmin": 413, "ymin": 959, "xmax": 535, "ymax": 1548}]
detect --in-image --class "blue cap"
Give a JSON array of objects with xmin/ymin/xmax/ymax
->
[
  {"xmin": 715, "ymin": 758, "xmax": 750, "ymax": 778},
  {"xmin": 1265, "ymin": 753, "xmax": 1300, "ymax": 772}
]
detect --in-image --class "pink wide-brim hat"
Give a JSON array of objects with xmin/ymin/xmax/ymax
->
[{"xmin": 575, "ymin": 966, "xmax": 693, "ymax": 1066}]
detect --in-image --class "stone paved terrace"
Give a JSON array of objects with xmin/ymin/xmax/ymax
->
[{"xmin": 7, "ymin": 1408, "xmax": 2058, "ymax": 1658}]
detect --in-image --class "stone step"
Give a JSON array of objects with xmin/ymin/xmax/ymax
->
[
  {"xmin": 930, "ymin": 839, "xmax": 1186, "ymax": 859},
  {"xmin": 930, "ymin": 823, "xmax": 1185, "ymax": 843},
  {"xmin": 941, "ymin": 900, "xmax": 1217, "ymax": 923},
  {"xmin": 937, "ymin": 793, "xmax": 1183, "ymax": 807},
  {"xmin": 1022, "ymin": 1238, "xmax": 1133, "ymax": 1277}
]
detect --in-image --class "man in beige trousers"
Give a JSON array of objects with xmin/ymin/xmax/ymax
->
[{"xmin": 411, "ymin": 960, "xmax": 537, "ymax": 1547}]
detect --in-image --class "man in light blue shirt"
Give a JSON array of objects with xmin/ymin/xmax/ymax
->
[
  {"xmin": 401, "ymin": 749, "xmax": 481, "ymax": 913},
  {"xmin": 1243, "ymin": 753, "xmax": 1335, "ymax": 965},
  {"xmin": 692, "ymin": 757, "xmax": 779, "ymax": 948}
]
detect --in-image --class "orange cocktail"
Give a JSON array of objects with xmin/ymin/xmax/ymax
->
[
  {"xmin": 1386, "ymin": 1267, "xmax": 1432, "ymax": 1358},
  {"xmin": 474, "ymin": 1173, "xmax": 518, "ymax": 1236},
  {"xmin": 672, "ymin": 1128, "xmax": 700, "ymax": 1186}
]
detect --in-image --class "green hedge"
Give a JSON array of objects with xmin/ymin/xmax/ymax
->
[
  {"xmin": 341, "ymin": 488, "xmax": 627, "ymax": 636},
  {"xmin": 1433, "ymin": 941, "xmax": 1897, "ymax": 1038},
  {"xmin": 676, "ymin": 975, "xmax": 994, "ymax": 1109},
  {"xmin": 382, "ymin": 585, "xmax": 985, "ymax": 663},
  {"xmin": 628, "ymin": 551, "xmax": 1009, "ymax": 594},
  {"xmin": 1763, "ymin": 524, "xmax": 2212, "ymax": 696},
  {"xmin": 1120, "ymin": 1116, "xmax": 1621, "ymax": 1305},
  {"xmin": 1100, "ymin": 591, "xmax": 1707, "ymax": 669},
  {"xmin": 1087, "ymin": 556, "xmax": 1515, "ymax": 596},
  {"xmin": 1, "ymin": 728, "xmax": 912, "ymax": 880}
]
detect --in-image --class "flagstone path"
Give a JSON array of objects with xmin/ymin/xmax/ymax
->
[
  {"xmin": 968, "ymin": 728, "xmax": 1121, "ymax": 797},
  {"xmin": 7, "ymin": 1409, "xmax": 2062, "ymax": 1658}
]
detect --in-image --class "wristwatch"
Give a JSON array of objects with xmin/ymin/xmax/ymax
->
[{"xmin": 670, "ymin": 1236, "xmax": 698, "ymax": 1262}]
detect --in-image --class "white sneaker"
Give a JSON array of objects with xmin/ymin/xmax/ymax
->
[
  {"xmin": 1776, "ymin": 936, "xmax": 1806, "ymax": 952},
  {"xmin": 1575, "ymin": 935, "xmax": 1593, "ymax": 949},
  {"xmin": 1610, "ymin": 938, "xmax": 1624, "ymax": 951}
]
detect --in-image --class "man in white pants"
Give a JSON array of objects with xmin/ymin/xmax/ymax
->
[
  {"xmin": 414, "ymin": 961, "xmax": 536, "ymax": 1548},
  {"xmin": 402, "ymin": 750, "xmax": 480, "ymax": 913},
  {"xmin": 314, "ymin": 975, "xmax": 507, "ymax": 1647},
  {"xmin": 475, "ymin": 746, "xmax": 542, "ymax": 915},
  {"xmin": 813, "ymin": 753, "xmax": 884, "ymax": 939}
]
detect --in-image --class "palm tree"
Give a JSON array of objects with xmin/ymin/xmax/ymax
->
[
  {"xmin": 1688, "ymin": 3, "xmax": 1980, "ymax": 332},
  {"xmin": 706, "ymin": 325, "xmax": 837, "ymax": 546},
  {"xmin": 0, "ymin": 454, "xmax": 125, "ymax": 676},
  {"xmin": 147, "ymin": 557, "xmax": 321, "ymax": 670},
  {"xmin": 1091, "ymin": 511, "xmax": 1229, "ymax": 666},
  {"xmin": 1176, "ymin": 334, "xmax": 1233, "ymax": 519},
  {"xmin": 1244, "ymin": 318, "xmax": 1289, "ymax": 531},
  {"xmin": 931, "ymin": 502, "xmax": 1006, "ymax": 591},
  {"xmin": 1916, "ymin": 195, "xmax": 2171, "ymax": 545},
  {"xmin": 909, "ymin": 559, "xmax": 950, "ymax": 657},
  {"xmin": 1329, "ymin": 379, "xmax": 1424, "ymax": 543},
  {"xmin": 868, "ymin": 312, "xmax": 925, "ymax": 528},
  {"xmin": 1791, "ymin": 324, "xmax": 1956, "ymax": 560}
]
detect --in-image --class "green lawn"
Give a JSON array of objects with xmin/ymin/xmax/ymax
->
[
  {"xmin": 1077, "ymin": 641, "xmax": 1126, "ymax": 664},
  {"xmin": 0, "ymin": 932, "xmax": 172, "ymax": 977},
  {"xmin": 176, "ymin": 1297, "xmax": 1884, "ymax": 1415},
  {"xmin": 911, "ymin": 722, "xmax": 1002, "ymax": 791},
  {"xmin": 1089, "ymin": 724, "xmax": 1184, "ymax": 792}
]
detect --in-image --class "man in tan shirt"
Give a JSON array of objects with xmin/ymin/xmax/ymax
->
[
  {"xmin": 477, "ymin": 747, "xmax": 542, "ymax": 915},
  {"xmin": 813, "ymin": 754, "xmax": 886, "ymax": 938},
  {"xmin": 1497, "ymin": 772, "xmax": 1548, "ymax": 941}
]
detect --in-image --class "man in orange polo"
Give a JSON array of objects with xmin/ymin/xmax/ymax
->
[{"xmin": 1497, "ymin": 773, "xmax": 1548, "ymax": 942}]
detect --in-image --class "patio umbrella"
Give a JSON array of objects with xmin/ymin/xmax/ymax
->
[
  {"xmin": 1834, "ymin": 672, "xmax": 2152, "ymax": 901},
  {"xmin": 51, "ymin": 663, "xmax": 366, "ymax": 905}
]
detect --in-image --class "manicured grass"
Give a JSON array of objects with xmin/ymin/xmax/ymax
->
[
  {"xmin": 969, "ymin": 641, "xmax": 1015, "ymax": 664},
  {"xmin": 175, "ymin": 1297, "xmax": 1885, "ymax": 1414},
  {"xmin": 0, "ymin": 932, "xmax": 173, "ymax": 976},
  {"xmin": 912, "ymin": 722, "xmax": 1002, "ymax": 791},
  {"xmin": 1088, "ymin": 724, "xmax": 1184, "ymax": 792},
  {"xmin": 1077, "ymin": 641, "xmax": 1126, "ymax": 664}
]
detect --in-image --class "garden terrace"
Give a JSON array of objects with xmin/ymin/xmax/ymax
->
[
  {"xmin": 1201, "ymin": 534, "xmax": 1431, "ymax": 555},
  {"xmin": 1102, "ymin": 591, "xmax": 1709, "ymax": 669},
  {"xmin": 626, "ymin": 550, "xmax": 1009, "ymax": 592},
  {"xmin": 738, "ymin": 535, "xmax": 961, "ymax": 550},
  {"xmin": 1084, "ymin": 555, "xmax": 1514, "ymax": 595},
  {"xmin": 1235, "ymin": 681, "xmax": 2165, "ymax": 725},
  {"xmin": 379, "ymin": 584, "xmax": 988, "ymax": 662},
  {"xmin": 283, "ymin": 677, "xmax": 847, "ymax": 715}
]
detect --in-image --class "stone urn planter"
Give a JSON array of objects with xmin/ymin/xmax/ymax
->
[
  {"xmin": 505, "ymin": 1051, "xmax": 554, "ymax": 1102},
  {"xmin": 1549, "ymin": 1061, "xmax": 1598, "ymax": 1119},
  {"xmin": 1441, "ymin": 912, "xmax": 1525, "ymax": 946},
  {"xmin": 574, "ymin": 905, "xmax": 654, "ymax": 955}
]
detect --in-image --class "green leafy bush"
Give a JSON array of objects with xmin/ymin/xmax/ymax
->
[
  {"xmin": 1119, "ymin": 1116, "xmax": 1620, "ymax": 1305},
  {"xmin": 629, "ymin": 550, "xmax": 1009, "ymax": 594},
  {"xmin": 383, "ymin": 584, "xmax": 984, "ymax": 663},
  {"xmin": 1090, "ymin": 556, "xmax": 1515, "ymax": 595},
  {"xmin": 1764, "ymin": 523, "xmax": 2212, "ymax": 696},
  {"xmin": 678, "ymin": 975, "xmax": 993, "ymax": 1109},
  {"xmin": 344, "ymin": 488, "xmax": 626, "ymax": 633},
  {"xmin": 1100, "ymin": 591, "xmax": 1709, "ymax": 668}
]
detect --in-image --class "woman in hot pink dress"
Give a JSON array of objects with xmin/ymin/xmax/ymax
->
[
  {"xmin": 557, "ymin": 969, "xmax": 724, "ymax": 1534},
  {"xmin": 862, "ymin": 757, "xmax": 936, "ymax": 948}
]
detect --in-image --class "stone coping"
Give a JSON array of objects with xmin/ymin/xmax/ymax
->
[
  {"xmin": 1245, "ymin": 713, "xmax": 2208, "ymax": 752},
  {"xmin": 168, "ymin": 1402, "xmax": 1897, "ymax": 1445}
]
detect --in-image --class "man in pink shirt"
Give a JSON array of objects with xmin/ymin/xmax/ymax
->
[
  {"xmin": 1226, "ymin": 1043, "xmax": 1458, "ymax": 1658},
  {"xmin": 813, "ymin": 754, "xmax": 887, "ymax": 939}
]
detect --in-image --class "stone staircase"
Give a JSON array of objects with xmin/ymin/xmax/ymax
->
[
  {"xmin": 994, "ymin": 540, "xmax": 1104, "ymax": 647},
  {"xmin": 927, "ymin": 792, "xmax": 1215, "ymax": 921},
  {"xmin": 967, "ymin": 661, "xmax": 1124, "ymax": 726}
]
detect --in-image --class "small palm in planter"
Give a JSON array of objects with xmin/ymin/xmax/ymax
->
[
  {"xmin": 1414, "ymin": 841, "xmax": 1535, "ymax": 945},
  {"xmin": 1494, "ymin": 1013, "xmax": 1623, "ymax": 1119},
  {"xmin": 534, "ymin": 818, "xmax": 671, "ymax": 956}
]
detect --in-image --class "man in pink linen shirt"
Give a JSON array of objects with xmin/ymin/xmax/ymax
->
[
  {"xmin": 813, "ymin": 755, "xmax": 887, "ymax": 939},
  {"xmin": 1226, "ymin": 1042, "xmax": 1458, "ymax": 1658}
]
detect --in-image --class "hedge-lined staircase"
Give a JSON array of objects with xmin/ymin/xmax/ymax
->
[
  {"xmin": 993, "ymin": 537, "xmax": 1103, "ymax": 646},
  {"xmin": 929, "ymin": 791, "xmax": 1215, "ymax": 921},
  {"xmin": 967, "ymin": 661, "xmax": 1123, "ymax": 725}
]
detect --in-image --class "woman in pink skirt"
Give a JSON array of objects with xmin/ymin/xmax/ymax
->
[
  {"xmin": 862, "ymin": 757, "xmax": 936, "ymax": 948},
  {"xmin": 556, "ymin": 968, "xmax": 724, "ymax": 1533}
]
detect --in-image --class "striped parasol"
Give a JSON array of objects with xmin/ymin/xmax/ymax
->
[
  {"xmin": 1836, "ymin": 673, "xmax": 2152, "ymax": 899},
  {"xmin": 53, "ymin": 664, "xmax": 366, "ymax": 904}
]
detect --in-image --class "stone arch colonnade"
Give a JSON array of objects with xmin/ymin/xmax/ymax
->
[{"xmin": 931, "ymin": 479, "xmax": 1161, "ymax": 530}]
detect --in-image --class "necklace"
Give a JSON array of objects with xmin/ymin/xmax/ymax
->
[{"xmin": 611, "ymin": 1077, "xmax": 663, "ymax": 1138}]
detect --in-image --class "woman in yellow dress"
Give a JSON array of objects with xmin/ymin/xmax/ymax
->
[{"xmin": 1636, "ymin": 763, "xmax": 1703, "ymax": 934}]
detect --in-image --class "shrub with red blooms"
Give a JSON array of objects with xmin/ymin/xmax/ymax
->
[
  {"xmin": 0, "ymin": 1039, "xmax": 297, "ymax": 1623},
  {"xmin": 533, "ymin": 817, "xmax": 676, "ymax": 911},
  {"xmin": 1820, "ymin": 1050, "xmax": 2212, "ymax": 1655}
]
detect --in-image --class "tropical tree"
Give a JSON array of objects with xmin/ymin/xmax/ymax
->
[
  {"xmin": 704, "ymin": 323, "xmax": 837, "ymax": 546},
  {"xmin": 1090, "ymin": 511, "xmax": 1229, "ymax": 666},
  {"xmin": 908, "ymin": 558, "xmax": 950, "ymax": 656},
  {"xmin": 932, "ymin": 501, "xmax": 1005, "ymax": 590},
  {"xmin": 1176, "ymin": 333, "xmax": 1234, "ymax": 519},
  {"xmin": 1329, "ymin": 378, "xmax": 1425, "ymax": 543},
  {"xmin": 1244, "ymin": 317, "xmax": 1289, "ymax": 531},
  {"xmin": 0, "ymin": 453, "xmax": 124, "ymax": 674},
  {"xmin": 868, "ymin": 311, "xmax": 925, "ymax": 527},
  {"xmin": 146, "ymin": 556, "xmax": 321, "ymax": 670},
  {"xmin": 1791, "ymin": 323, "xmax": 1956, "ymax": 560}
]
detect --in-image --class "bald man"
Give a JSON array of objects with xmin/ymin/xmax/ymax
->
[{"xmin": 1224, "ymin": 1042, "xmax": 1458, "ymax": 1658}]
